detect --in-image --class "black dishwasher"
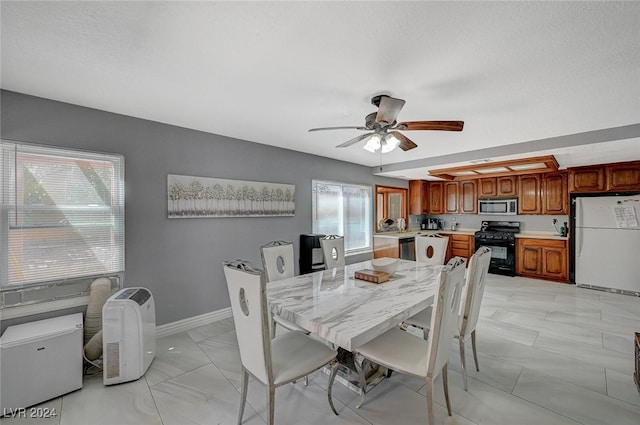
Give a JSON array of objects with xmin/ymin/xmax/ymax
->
[{"xmin": 399, "ymin": 237, "xmax": 415, "ymax": 261}]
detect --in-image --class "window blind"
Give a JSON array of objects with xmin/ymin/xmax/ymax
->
[
  {"xmin": 312, "ymin": 180, "xmax": 372, "ymax": 254},
  {"xmin": 1, "ymin": 141, "xmax": 125, "ymax": 289}
]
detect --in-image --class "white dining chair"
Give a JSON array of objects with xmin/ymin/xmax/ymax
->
[
  {"xmin": 401, "ymin": 246, "xmax": 492, "ymax": 391},
  {"xmin": 353, "ymin": 257, "xmax": 467, "ymax": 425},
  {"xmin": 260, "ymin": 240, "xmax": 310, "ymax": 340},
  {"xmin": 260, "ymin": 240, "xmax": 295, "ymax": 282},
  {"xmin": 415, "ymin": 233, "xmax": 449, "ymax": 265},
  {"xmin": 320, "ymin": 235, "xmax": 345, "ymax": 269},
  {"xmin": 223, "ymin": 260, "xmax": 340, "ymax": 425}
]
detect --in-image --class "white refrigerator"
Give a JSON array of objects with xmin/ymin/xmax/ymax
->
[{"xmin": 574, "ymin": 194, "xmax": 640, "ymax": 295}]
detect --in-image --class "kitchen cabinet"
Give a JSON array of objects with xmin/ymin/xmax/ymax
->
[
  {"xmin": 427, "ymin": 182, "xmax": 444, "ymax": 214},
  {"xmin": 444, "ymin": 233, "xmax": 474, "ymax": 263},
  {"xmin": 409, "ymin": 180, "xmax": 429, "ymax": 215},
  {"xmin": 444, "ymin": 182, "xmax": 459, "ymax": 214},
  {"xmin": 606, "ymin": 161, "xmax": 640, "ymax": 191},
  {"xmin": 568, "ymin": 161, "xmax": 640, "ymax": 193},
  {"xmin": 518, "ymin": 174, "xmax": 542, "ymax": 214},
  {"xmin": 478, "ymin": 176, "xmax": 517, "ymax": 198},
  {"xmin": 459, "ymin": 180, "xmax": 478, "ymax": 214},
  {"xmin": 516, "ymin": 238, "xmax": 568, "ymax": 283},
  {"xmin": 373, "ymin": 236, "xmax": 400, "ymax": 259},
  {"xmin": 568, "ymin": 166, "xmax": 605, "ymax": 192},
  {"xmin": 542, "ymin": 172, "xmax": 568, "ymax": 214},
  {"xmin": 518, "ymin": 172, "xmax": 566, "ymax": 215},
  {"xmin": 438, "ymin": 180, "xmax": 477, "ymax": 214}
]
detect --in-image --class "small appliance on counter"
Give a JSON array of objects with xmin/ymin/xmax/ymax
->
[{"xmin": 424, "ymin": 218, "xmax": 442, "ymax": 230}]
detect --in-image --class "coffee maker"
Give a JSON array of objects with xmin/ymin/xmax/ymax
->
[{"xmin": 425, "ymin": 218, "xmax": 440, "ymax": 230}]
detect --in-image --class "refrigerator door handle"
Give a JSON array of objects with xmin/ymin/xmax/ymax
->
[
  {"xmin": 576, "ymin": 198, "xmax": 583, "ymax": 228},
  {"xmin": 576, "ymin": 227, "xmax": 583, "ymax": 258}
]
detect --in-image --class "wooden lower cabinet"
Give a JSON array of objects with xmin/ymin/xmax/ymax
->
[
  {"xmin": 373, "ymin": 236, "xmax": 400, "ymax": 259},
  {"xmin": 445, "ymin": 234, "xmax": 474, "ymax": 263},
  {"xmin": 516, "ymin": 238, "xmax": 568, "ymax": 283}
]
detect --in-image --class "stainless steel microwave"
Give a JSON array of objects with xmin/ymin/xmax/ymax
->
[{"xmin": 478, "ymin": 198, "xmax": 518, "ymax": 215}]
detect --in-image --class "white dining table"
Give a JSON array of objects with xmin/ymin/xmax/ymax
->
[{"xmin": 266, "ymin": 259, "xmax": 444, "ymax": 352}]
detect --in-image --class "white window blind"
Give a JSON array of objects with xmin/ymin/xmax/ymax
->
[
  {"xmin": 312, "ymin": 180, "xmax": 372, "ymax": 254},
  {"xmin": 1, "ymin": 141, "xmax": 124, "ymax": 290}
]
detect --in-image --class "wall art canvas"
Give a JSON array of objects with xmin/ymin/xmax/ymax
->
[{"xmin": 168, "ymin": 174, "xmax": 295, "ymax": 218}]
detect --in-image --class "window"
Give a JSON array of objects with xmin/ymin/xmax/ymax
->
[
  {"xmin": 1, "ymin": 141, "xmax": 124, "ymax": 307},
  {"xmin": 312, "ymin": 180, "xmax": 372, "ymax": 254}
]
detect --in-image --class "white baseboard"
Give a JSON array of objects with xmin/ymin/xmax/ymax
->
[{"xmin": 155, "ymin": 307, "xmax": 232, "ymax": 338}]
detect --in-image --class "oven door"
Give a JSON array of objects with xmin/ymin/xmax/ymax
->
[{"xmin": 475, "ymin": 240, "xmax": 516, "ymax": 276}]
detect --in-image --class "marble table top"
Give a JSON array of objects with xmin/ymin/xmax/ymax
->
[{"xmin": 266, "ymin": 259, "xmax": 443, "ymax": 351}]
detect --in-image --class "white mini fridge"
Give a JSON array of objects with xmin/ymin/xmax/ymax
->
[{"xmin": 0, "ymin": 313, "xmax": 83, "ymax": 414}]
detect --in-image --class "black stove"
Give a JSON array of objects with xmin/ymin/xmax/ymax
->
[{"xmin": 474, "ymin": 221, "xmax": 520, "ymax": 276}]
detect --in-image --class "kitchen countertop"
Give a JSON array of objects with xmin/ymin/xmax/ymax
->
[
  {"xmin": 374, "ymin": 228, "xmax": 477, "ymax": 239},
  {"xmin": 515, "ymin": 231, "xmax": 568, "ymax": 241},
  {"xmin": 374, "ymin": 229, "xmax": 568, "ymax": 241}
]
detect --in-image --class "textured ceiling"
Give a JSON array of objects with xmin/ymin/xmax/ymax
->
[{"xmin": 2, "ymin": 1, "xmax": 639, "ymax": 180}]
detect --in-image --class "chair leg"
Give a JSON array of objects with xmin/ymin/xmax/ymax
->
[
  {"xmin": 267, "ymin": 385, "xmax": 276, "ymax": 425},
  {"xmin": 354, "ymin": 354, "xmax": 367, "ymax": 409},
  {"xmin": 327, "ymin": 360, "xmax": 340, "ymax": 415},
  {"xmin": 270, "ymin": 319, "xmax": 276, "ymax": 339},
  {"xmin": 458, "ymin": 336, "xmax": 468, "ymax": 391},
  {"xmin": 471, "ymin": 329, "xmax": 479, "ymax": 372},
  {"xmin": 425, "ymin": 376, "xmax": 435, "ymax": 425},
  {"xmin": 237, "ymin": 368, "xmax": 249, "ymax": 425},
  {"xmin": 442, "ymin": 364, "xmax": 452, "ymax": 416}
]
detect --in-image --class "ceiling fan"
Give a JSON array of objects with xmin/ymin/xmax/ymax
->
[{"xmin": 309, "ymin": 95, "xmax": 464, "ymax": 153}]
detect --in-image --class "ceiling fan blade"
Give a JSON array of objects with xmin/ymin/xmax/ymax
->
[
  {"xmin": 375, "ymin": 95, "xmax": 405, "ymax": 125},
  {"xmin": 336, "ymin": 133, "xmax": 373, "ymax": 148},
  {"xmin": 309, "ymin": 126, "xmax": 367, "ymax": 132},
  {"xmin": 390, "ymin": 131, "xmax": 418, "ymax": 151},
  {"xmin": 397, "ymin": 121, "xmax": 464, "ymax": 131}
]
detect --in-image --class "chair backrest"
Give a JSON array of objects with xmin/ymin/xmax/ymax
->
[
  {"xmin": 415, "ymin": 234, "xmax": 449, "ymax": 265},
  {"xmin": 260, "ymin": 241, "xmax": 295, "ymax": 282},
  {"xmin": 458, "ymin": 246, "xmax": 491, "ymax": 338},
  {"xmin": 320, "ymin": 235, "xmax": 345, "ymax": 269},
  {"xmin": 425, "ymin": 256, "xmax": 466, "ymax": 377},
  {"xmin": 223, "ymin": 260, "xmax": 272, "ymax": 385}
]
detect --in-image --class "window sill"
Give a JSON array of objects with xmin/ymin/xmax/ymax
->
[{"xmin": 0, "ymin": 296, "xmax": 90, "ymax": 320}]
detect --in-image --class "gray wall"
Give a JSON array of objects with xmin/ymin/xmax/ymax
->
[{"xmin": 1, "ymin": 90, "xmax": 406, "ymax": 327}]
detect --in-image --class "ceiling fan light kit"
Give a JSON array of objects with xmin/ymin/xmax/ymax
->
[
  {"xmin": 309, "ymin": 95, "xmax": 463, "ymax": 154},
  {"xmin": 362, "ymin": 133, "xmax": 401, "ymax": 153}
]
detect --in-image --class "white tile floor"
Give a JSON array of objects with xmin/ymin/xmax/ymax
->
[{"xmin": 4, "ymin": 274, "xmax": 640, "ymax": 425}]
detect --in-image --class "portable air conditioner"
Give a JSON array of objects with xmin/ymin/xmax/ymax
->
[{"xmin": 102, "ymin": 287, "xmax": 156, "ymax": 385}]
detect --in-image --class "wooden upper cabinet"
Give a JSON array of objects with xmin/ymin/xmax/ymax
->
[
  {"xmin": 459, "ymin": 180, "xmax": 478, "ymax": 213},
  {"xmin": 427, "ymin": 182, "xmax": 444, "ymax": 214},
  {"xmin": 478, "ymin": 178, "xmax": 497, "ymax": 198},
  {"xmin": 569, "ymin": 166, "xmax": 605, "ymax": 192},
  {"xmin": 606, "ymin": 162, "xmax": 640, "ymax": 191},
  {"xmin": 569, "ymin": 161, "xmax": 640, "ymax": 193},
  {"xmin": 542, "ymin": 172, "xmax": 568, "ymax": 215},
  {"xmin": 409, "ymin": 180, "xmax": 428, "ymax": 215},
  {"xmin": 497, "ymin": 176, "xmax": 518, "ymax": 196},
  {"xmin": 478, "ymin": 176, "xmax": 517, "ymax": 198},
  {"xmin": 518, "ymin": 174, "xmax": 542, "ymax": 214},
  {"xmin": 444, "ymin": 181, "xmax": 459, "ymax": 214}
]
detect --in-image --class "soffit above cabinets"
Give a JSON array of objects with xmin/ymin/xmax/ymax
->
[{"xmin": 428, "ymin": 155, "xmax": 559, "ymax": 181}]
